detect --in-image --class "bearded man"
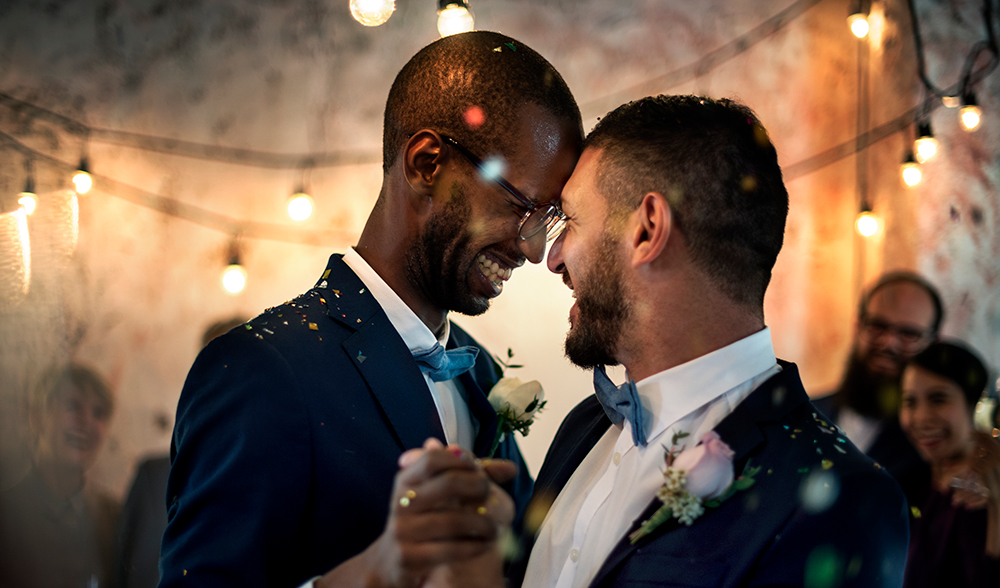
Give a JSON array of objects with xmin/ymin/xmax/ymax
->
[
  {"xmin": 508, "ymin": 95, "xmax": 909, "ymax": 588},
  {"xmin": 160, "ymin": 31, "xmax": 583, "ymax": 588}
]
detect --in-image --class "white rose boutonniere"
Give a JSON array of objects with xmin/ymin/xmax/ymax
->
[
  {"xmin": 629, "ymin": 430, "xmax": 760, "ymax": 544},
  {"xmin": 486, "ymin": 349, "xmax": 546, "ymax": 457}
]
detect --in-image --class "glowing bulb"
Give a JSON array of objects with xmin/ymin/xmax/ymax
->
[
  {"xmin": 856, "ymin": 211, "xmax": 879, "ymax": 237},
  {"xmin": 960, "ymin": 105, "xmax": 981, "ymax": 132},
  {"xmin": 438, "ymin": 3, "xmax": 474, "ymax": 38},
  {"xmin": 72, "ymin": 170, "xmax": 92, "ymax": 194},
  {"xmin": 222, "ymin": 264, "xmax": 247, "ymax": 294},
  {"xmin": 350, "ymin": 0, "xmax": 394, "ymax": 27},
  {"xmin": 287, "ymin": 192, "xmax": 314, "ymax": 221},
  {"xmin": 18, "ymin": 192, "xmax": 37, "ymax": 215},
  {"xmin": 901, "ymin": 159, "xmax": 922, "ymax": 187},
  {"xmin": 914, "ymin": 122, "xmax": 938, "ymax": 163},
  {"xmin": 848, "ymin": 14, "xmax": 869, "ymax": 38}
]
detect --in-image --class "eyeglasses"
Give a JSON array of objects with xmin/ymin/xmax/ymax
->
[
  {"xmin": 861, "ymin": 317, "xmax": 932, "ymax": 346},
  {"xmin": 441, "ymin": 135, "xmax": 567, "ymax": 243}
]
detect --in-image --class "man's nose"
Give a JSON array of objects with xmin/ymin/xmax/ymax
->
[
  {"xmin": 546, "ymin": 232, "xmax": 565, "ymax": 274},
  {"xmin": 517, "ymin": 232, "xmax": 546, "ymax": 264}
]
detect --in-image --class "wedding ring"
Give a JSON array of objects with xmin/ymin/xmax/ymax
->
[
  {"xmin": 477, "ymin": 506, "xmax": 488, "ymax": 515},
  {"xmin": 399, "ymin": 489, "xmax": 416, "ymax": 507}
]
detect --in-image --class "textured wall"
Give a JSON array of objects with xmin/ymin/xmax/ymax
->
[{"xmin": 0, "ymin": 0, "xmax": 997, "ymax": 497}]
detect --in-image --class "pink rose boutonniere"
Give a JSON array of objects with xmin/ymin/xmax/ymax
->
[{"xmin": 629, "ymin": 430, "xmax": 760, "ymax": 544}]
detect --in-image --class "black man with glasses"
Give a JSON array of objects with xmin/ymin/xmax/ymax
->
[
  {"xmin": 160, "ymin": 31, "xmax": 582, "ymax": 588},
  {"xmin": 815, "ymin": 271, "xmax": 945, "ymax": 486}
]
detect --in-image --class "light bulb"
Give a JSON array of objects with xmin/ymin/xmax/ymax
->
[
  {"xmin": 901, "ymin": 156, "xmax": 922, "ymax": 187},
  {"xmin": 438, "ymin": 3, "xmax": 474, "ymax": 38},
  {"xmin": 222, "ymin": 263, "xmax": 247, "ymax": 294},
  {"xmin": 856, "ymin": 211, "xmax": 879, "ymax": 237},
  {"xmin": 72, "ymin": 170, "xmax": 92, "ymax": 194},
  {"xmin": 18, "ymin": 192, "xmax": 37, "ymax": 215},
  {"xmin": 848, "ymin": 13, "xmax": 869, "ymax": 38},
  {"xmin": 914, "ymin": 122, "xmax": 938, "ymax": 163},
  {"xmin": 960, "ymin": 105, "xmax": 982, "ymax": 132},
  {"xmin": 287, "ymin": 192, "xmax": 314, "ymax": 221},
  {"xmin": 350, "ymin": 0, "xmax": 394, "ymax": 27}
]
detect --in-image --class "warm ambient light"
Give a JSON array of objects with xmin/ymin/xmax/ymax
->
[
  {"xmin": 856, "ymin": 211, "xmax": 879, "ymax": 237},
  {"xmin": 222, "ymin": 263, "xmax": 247, "ymax": 294},
  {"xmin": 0, "ymin": 207, "xmax": 31, "ymax": 307},
  {"xmin": 438, "ymin": 1, "xmax": 474, "ymax": 38},
  {"xmin": 914, "ymin": 122, "xmax": 938, "ymax": 163},
  {"xmin": 18, "ymin": 175, "xmax": 37, "ymax": 215},
  {"xmin": 900, "ymin": 154, "xmax": 922, "ymax": 187},
  {"xmin": 960, "ymin": 92, "xmax": 982, "ymax": 132},
  {"xmin": 73, "ymin": 157, "xmax": 92, "ymax": 194},
  {"xmin": 848, "ymin": 13, "xmax": 869, "ymax": 39},
  {"xmin": 287, "ymin": 191, "xmax": 313, "ymax": 222},
  {"xmin": 349, "ymin": 0, "xmax": 395, "ymax": 27}
]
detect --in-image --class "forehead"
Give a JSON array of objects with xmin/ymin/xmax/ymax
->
[
  {"xmin": 502, "ymin": 103, "xmax": 580, "ymax": 202},
  {"xmin": 560, "ymin": 147, "xmax": 606, "ymax": 213},
  {"xmin": 901, "ymin": 365, "xmax": 963, "ymax": 397},
  {"xmin": 866, "ymin": 282, "xmax": 936, "ymax": 328}
]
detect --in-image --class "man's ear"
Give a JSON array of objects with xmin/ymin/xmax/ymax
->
[
  {"xmin": 403, "ymin": 130, "xmax": 447, "ymax": 198},
  {"xmin": 629, "ymin": 191, "xmax": 672, "ymax": 267}
]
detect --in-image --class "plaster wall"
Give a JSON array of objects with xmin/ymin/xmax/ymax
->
[{"xmin": 0, "ymin": 0, "xmax": 997, "ymax": 498}]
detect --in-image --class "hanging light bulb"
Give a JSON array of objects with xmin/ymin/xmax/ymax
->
[
  {"xmin": 855, "ymin": 209, "xmax": 880, "ymax": 237},
  {"xmin": 18, "ymin": 174, "xmax": 37, "ymax": 216},
  {"xmin": 900, "ymin": 152, "xmax": 922, "ymax": 187},
  {"xmin": 913, "ymin": 121, "xmax": 938, "ymax": 163},
  {"xmin": 438, "ymin": 0, "xmax": 474, "ymax": 38},
  {"xmin": 847, "ymin": 11, "xmax": 869, "ymax": 38},
  {"xmin": 73, "ymin": 156, "xmax": 92, "ymax": 194},
  {"xmin": 222, "ymin": 259, "xmax": 247, "ymax": 295},
  {"xmin": 350, "ymin": 0, "xmax": 395, "ymax": 27},
  {"xmin": 287, "ymin": 187, "xmax": 314, "ymax": 222},
  {"xmin": 960, "ymin": 91, "xmax": 982, "ymax": 132}
]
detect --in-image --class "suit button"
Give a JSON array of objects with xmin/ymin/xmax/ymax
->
[
  {"xmin": 570, "ymin": 548, "xmax": 579, "ymax": 562},
  {"xmin": 613, "ymin": 452, "xmax": 621, "ymax": 465}
]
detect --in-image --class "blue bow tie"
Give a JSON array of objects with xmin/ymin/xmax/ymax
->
[
  {"xmin": 594, "ymin": 365, "xmax": 648, "ymax": 447},
  {"xmin": 412, "ymin": 342, "xmax": 479, "ymax": 382}
]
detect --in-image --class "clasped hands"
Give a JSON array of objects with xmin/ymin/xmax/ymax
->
[{"xmin": 318, "ymin": 438, "xmax": 515, "ymax": 588}]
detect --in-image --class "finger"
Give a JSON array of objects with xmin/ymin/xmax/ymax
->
[
  {"xmin": 397, "ymin": 539, "xmax": 497, "ymax": 572},
  {"xmin": 478, "ymin": 459, "xmax": 517, "ymax": 485},
  {"xmin": 479, "ymin": 484, "xmax": 515, "ymax": 527},
  {"xmin": 398, "ymin": 470, "xmax": 492, "ymax": 514},
  {"xmin": 395, "ymin": 510, "xmax": 500, "ymax": 543},
  {"xmin": 399, "ymin": 448, "xmax": 427, "ymax": 469}
]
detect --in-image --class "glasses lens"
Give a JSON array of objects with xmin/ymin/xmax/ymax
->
[{"xmin": 520, "ymin": 206, "xmax": 566, "ymax": 242}]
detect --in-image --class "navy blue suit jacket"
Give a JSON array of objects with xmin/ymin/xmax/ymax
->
[
  {"xmin": 159, "ymin": 255, "xmax": 532, "ymax": 588},
  {"xmin": 510, "ymin": 362, "xmax": 909, "ymax": 588}
]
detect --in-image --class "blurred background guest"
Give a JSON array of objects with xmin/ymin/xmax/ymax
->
[
  {"xmin": 899, "ymin": 341, "xmax": 1000, "ymax": 588},
  {"xmin": 814, "ymin": 271, "xmax": 944, "ymax": 483},
  {"xmin": 113, "ymin": 316, "xmax": 246, "ymax": 588},
  {"xmin": 0, "ymin": 364, "xmax": 118, "ymax": 588}
]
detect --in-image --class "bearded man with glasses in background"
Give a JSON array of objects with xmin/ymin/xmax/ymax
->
[{"xmin": 814, "ymin": 271, "xmax": 945, "ymax": 487}]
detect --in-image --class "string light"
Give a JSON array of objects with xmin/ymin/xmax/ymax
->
[
  {"xmin": 438, "ymin": 0, "xmax": 474, "ymax": 38},
  {"xmin": 855, "ymin": 209, "xmax": 880, "ymax": 237},
  {"xmin": 900, "ymin": 152, "xmax": 922, "ymax": 187},
  {"xmin": 18, "ymin": 164, "xmax": 37, "ymax": 215},
  {"xmin": 847, "ymin": 0, "xmax": 869, "ymax": 39},
  {"xmin": 913, "ymin": 121, "xmax": 938, "ymax": 163},
  {"xmin": 349, "ymin": 0, "xmax": 395, "ymax": 27},
  {"xmin": 960, "ymin": 91, "xmax": 982, "ymax": 132},
  {"xmin": 286, "ymin": 188, "xmax": 313, "ymax": 222},
  {"xmin": 222, "ymin": 244, "xmax": 247, "ymax": 295},
  {"xmin": 73, "ymin": 156, "xmax": 92, "ymax": 194}
]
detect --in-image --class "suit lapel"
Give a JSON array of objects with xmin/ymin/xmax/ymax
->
[
  {"xmin": 320, "ymin": 255, "xmax": 447, "ymax": 451},
  {"xmin": 587, "ymin": 362, "xmax": 811, "ymax": 588}
]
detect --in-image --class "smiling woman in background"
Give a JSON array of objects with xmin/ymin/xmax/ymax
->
[
  {"xmin": 899, "ymin": 341, "xmax": 1000, "ymax": 588},
  {"xmin": 0, "ymin": 364, "xmax": 119, "ymax": 588}
]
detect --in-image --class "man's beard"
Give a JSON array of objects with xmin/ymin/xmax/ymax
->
[
  {"xmin": 837, "ymin": 346, "xmax": 902, "ymax": 419},
  {"xmin": 564, "ymin": 230, "xmax": 632, "ymax": 369},
  {"xmin": 405, "ymin": 185, "xmax": 489, "ymax": 317}
]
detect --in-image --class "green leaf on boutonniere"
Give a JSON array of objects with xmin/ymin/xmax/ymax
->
[
  {"xmin": 629, "ymin": 504, "xmax": 674, "ymax": 544},
  {"xmin": 671, "ymin": 431, "xmax": 690, "ymax": 446},
  {"xmin": 704, "ymin": 461, "xmax": 760, "ymax": 508}
]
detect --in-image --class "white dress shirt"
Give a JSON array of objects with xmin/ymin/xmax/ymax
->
[
  {"xmin": 522, "ymin": 328, "xmax": 780, "ymax": 588},
  {"xmin": 343, "ymin": 248, "xmax": 475, "ymax": 451}
]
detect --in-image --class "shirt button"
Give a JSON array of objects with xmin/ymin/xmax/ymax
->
[
  {"xmin": 613, "ymin": 452, "xmax": 621, "ymax": 465},
  {"xmin": 570, "ymin": 548, "xmax": 580, "ymax": 562}
]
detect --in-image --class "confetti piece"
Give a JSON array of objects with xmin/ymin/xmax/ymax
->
[
  {"xmin": 493, "ymin": 46, "xmax": 502, "ymax": 52},
  {"xmin": 322, "ymin": 269, "xmax": 331, "ymax": 279},
  {"xmin": 798, "ymin": 468, "xmax": 809, "ymax": 473},
  {"xmin": 910, "ymin": 506, "xmax": 921, "ymax": 518},
  {"xmin": 319, "ymin": 280, "xmax": 328, "ymax": 288},
  {"xmin": 359, "ymin": 288, "xmax": 366, "ymax": 294},
  {"xmin": 356, "ymin": 318, "xmax": 362, "ymax": 323},
  {"xmin": 505, "ymin": 42, "xmax": 516, "ymax": 51},
  {"xmin": 309, "ymin": 323, "xmax": 318, "ymax": 330},
  {"xmin": 783, "ymin": 425, "xmax": 789, "ymax": 430},
  {"xmin": 790, "ymin": 435, "xmax": 796, "ymax": 439},
  {"xmin": 357, "ymin": 352, "xmax": 366, "ymax": 363},
  {"xmin": 834, "ymin": 446, "xmax": 846, "ymax": 454},
  {"xmin": 821, "ymin": 460, "xmax": 833, "ymax": 469},
  {"xmin": 320, "ymin": 298, "xmax": 326, "ymax": 304},
  {"xmin": 464, "ymin": 105, "xmax": 486, "ymax": 129},
  {"xmin": 245, "ymin": 325, "xmax": 252, "ymax": 330},
  {"xmin": 263, "ymin": 328, "xmax": 274, "ymax": 335},
  {"xmin": 333, "ymin": 289, "xmax": 341, "ymax": 297}
]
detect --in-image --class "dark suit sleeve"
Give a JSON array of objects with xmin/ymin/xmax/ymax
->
[
  {"xmin": 159, "ymin": 331, "xmax": 314, "ymax": 588},
  {"xmin": 747, "ymin": 466, "xmax": 910, "ymax": 588}
]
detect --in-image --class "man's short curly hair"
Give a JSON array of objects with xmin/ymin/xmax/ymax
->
[{"xmin": 382, "ymin": 31, "xmax": 582, "ymax": 174}]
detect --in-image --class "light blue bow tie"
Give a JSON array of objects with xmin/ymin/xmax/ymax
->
[
  {"xmin": 594, "ymin": 365, "xmax": 648, "ymax": 447},
  {"xmin": 412, "ymin": 342, "xmax": 479, "ymax": 382}
]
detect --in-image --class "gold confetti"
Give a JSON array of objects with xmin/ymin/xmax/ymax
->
[
  {"xmin": 322, "ymin": 269, "xmax": 331, "ymax": 279},
  {"xmin": 821, "ymin": 460, "xmax": 833, "ymax": 469},
  {"xmin": 308, "ymin": 323, "xmax": 318, "ymax": 330}
]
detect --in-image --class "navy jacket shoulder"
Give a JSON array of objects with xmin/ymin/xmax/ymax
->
[
  {"xmin": 511, "ymin": 362, "xmax": 909, "ymax": 588},
  {"xmin": 160, "ymin": 254, "xmax": 532, "ymax": 588}
]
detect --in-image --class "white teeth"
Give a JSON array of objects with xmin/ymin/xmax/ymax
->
[{"xmin": 477, "ymin": 255, "xmax": 510, "ymax": 288}]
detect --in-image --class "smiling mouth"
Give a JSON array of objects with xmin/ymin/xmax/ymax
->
[{"xmin": 477, "ymin": 253, "xmax": 513, "ymax": 290}]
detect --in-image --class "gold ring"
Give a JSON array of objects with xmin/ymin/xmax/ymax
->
[
  {"xmin": 399, "ymin": 489, "xmax": 417, "ymax": 507},
  {"xmin": 477, "ymin": 506, "xmax": 487, "ymax": 515}
]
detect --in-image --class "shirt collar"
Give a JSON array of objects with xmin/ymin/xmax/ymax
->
[
  {"xmin": 635, "ymin": 327, "xmax": 777, "ymax": 444},
  {"xmin": 342, "ymin": 248, "xmax": 448, "ymax": 352}
]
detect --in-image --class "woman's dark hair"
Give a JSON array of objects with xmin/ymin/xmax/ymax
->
[{"xmin": 908, "ymin": 341, "xmax": 989, "ymax": 408}]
